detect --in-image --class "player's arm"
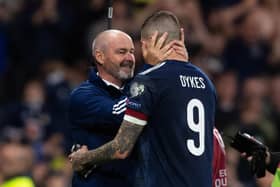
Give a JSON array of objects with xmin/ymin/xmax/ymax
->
[
  {"xmin": 69, "ymin": 120, "xmax": 144, "ymax": 172},
  {"xmin": 70, "ymin": 66, "xmax": 153, "ymax": 172}
]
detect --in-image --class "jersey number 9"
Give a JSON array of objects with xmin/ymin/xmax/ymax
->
[{"xmin": 186, "ymin": 98, "xmax": 205, "ymax": 156}]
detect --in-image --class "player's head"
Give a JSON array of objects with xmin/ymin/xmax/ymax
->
[
  {"xmin": 141, "ymin": 10, "xmax": 181, "ymax": 45},
  {"xmin": 92, "ymin": 29, "xmax": 135, "ymax": 86}
]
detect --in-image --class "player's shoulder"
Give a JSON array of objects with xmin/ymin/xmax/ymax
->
[
  {"xmin": 185, "ymin": 62, "xmax": 208, "ymax": 76},
  {"xmin": 132, "ymin": 63, "xmax": 164, "ymax": 85},
  {"xmin": 136, "ymin": 61, "xmax": 179, "ymax": 83},
  {"xmin": 188, "ymin": 63, "xmax": 216, "ymax": 89},
  {"xmin": 143, "ymin": 60, "xmax": 202, "ymax": 76},
  {"xmin": 138, "ymin": 61, "xmax": 167, "ymax": 76}
]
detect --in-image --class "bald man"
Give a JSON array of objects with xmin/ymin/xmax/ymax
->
[
  {"xmin": 92, "ymin": 30, "xmax": 136, "ymax": 87},
  {"xmin": 68, "ymin": 29, "xmax": 136, "ymax": 187},
  {"xmin": 68, "ymin": 29, "xmax": 173, "ymax": 187}
]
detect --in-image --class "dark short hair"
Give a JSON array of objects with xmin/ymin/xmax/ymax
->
[{"xmin": 141, "ymin": 10, "xmax": 180, "ymax": 44}]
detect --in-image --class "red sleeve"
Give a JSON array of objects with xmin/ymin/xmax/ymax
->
[{"xmin": 212, "ymin": 128, "xmax": 227, "ymax": 187}]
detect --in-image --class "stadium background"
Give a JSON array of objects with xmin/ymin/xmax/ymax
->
[{"xmin": 0, "ymin": 0, "xmax": 280, "ymax": 186}]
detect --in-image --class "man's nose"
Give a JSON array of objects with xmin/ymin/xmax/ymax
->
[{"xmin": 125, "ymin": 53, "xmax": 135, "ymax": 61}]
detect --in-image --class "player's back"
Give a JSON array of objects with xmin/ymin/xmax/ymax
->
[{"xmin": 131, "ymin": 60, "xmax": 216, "ymax": 187}]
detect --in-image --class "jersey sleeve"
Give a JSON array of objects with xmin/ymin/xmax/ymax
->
[
  {"xmin": 69, "ymin": 89, "xmax": 127, "ymax": 128},
  {"xmin": 123, "ymin": 75, "xmax": 157, "ymax": 126},
  {"xmin": 212, "ymin": 128, "xmax": 227, "ymax": 187}
]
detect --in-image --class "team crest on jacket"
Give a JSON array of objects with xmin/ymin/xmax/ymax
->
[{"xmin": 130, "ymin": 82, "xmax": 145, "ymax": 98}]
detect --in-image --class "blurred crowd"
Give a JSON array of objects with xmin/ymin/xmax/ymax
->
[{"xmin": 0, "ymin": 0, "xmax": 280, "ymax": 186}]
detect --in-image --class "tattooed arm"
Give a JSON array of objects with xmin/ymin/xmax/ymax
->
[{"xmin": 70, "ymin": 120, "xmax": 144, "ymax": 172}]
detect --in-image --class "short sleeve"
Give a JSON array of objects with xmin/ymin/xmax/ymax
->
[{"xmin": 123, "ymin": 75, "xmax": 157, "ymax": 126}]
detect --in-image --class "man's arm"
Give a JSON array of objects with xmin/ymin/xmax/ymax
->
[{"xmin": 70, "ymin": 120, "xmax": 144, "ymax": 172}]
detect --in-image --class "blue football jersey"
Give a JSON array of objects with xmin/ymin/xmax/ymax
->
[{"xmin": 124, "ymin": 60, "xmax": 216, "ymax": 187}]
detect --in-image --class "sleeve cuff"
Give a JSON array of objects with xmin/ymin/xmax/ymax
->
[
  {"xmin": 124, "ymin": 108, "xmax": 148, "ymax": 126},
  {"xmin": 124, "ymin": 114, "xmax": 147, "ymax": 126}
]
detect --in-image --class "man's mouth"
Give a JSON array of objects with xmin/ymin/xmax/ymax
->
[{"xmin": 121, "ymin": 61, "xmax": 133, "ymax": 69}]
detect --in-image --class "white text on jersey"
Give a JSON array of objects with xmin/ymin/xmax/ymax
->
[{"xmin": 179, "ymin": 75, "xmax": 206, "ymax": 89}]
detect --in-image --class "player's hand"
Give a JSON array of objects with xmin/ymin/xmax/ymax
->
[
  {"xmin": 142, "ymin": 28, "xmax": 188, "ymax": 66},
  {"xmin": 172, "ymin": 28, "xmax": 188, "ymax": 60},
  {"xmin": 69, "ymin": 145, "xmax": 89, "ymax": 172},
  {"xmin": 142, "ymin": 31, "xmax": 170, "ymax": 65}
]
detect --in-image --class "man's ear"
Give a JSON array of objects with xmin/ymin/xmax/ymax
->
[
  {"xmin": 141, "ymin": 40, "xmax": 147, "ymax": 59},
  {"xmin": 94, "ymin": 49, "xmax": 104, "ymax": 65}
]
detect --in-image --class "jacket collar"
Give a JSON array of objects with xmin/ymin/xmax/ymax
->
[{"xmin": 88, "ymin": 68, "xmax": 127, "ymax": 96}]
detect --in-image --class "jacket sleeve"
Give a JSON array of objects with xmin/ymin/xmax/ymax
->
[
  {"xmin": 267, "ymin": 152, "xmax": 280, "ymax": 174},
  {"xmin": 69, "ymin": 88, "xmax": 126, "ymax": 129}
]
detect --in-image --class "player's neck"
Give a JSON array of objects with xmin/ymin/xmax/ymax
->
[{"xmin": 167, "ymin": 52, "xmax": 189, "ymax": 62}]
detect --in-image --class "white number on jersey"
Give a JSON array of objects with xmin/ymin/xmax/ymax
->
[{"xmin": 186, "ymin": 98, "xmax": 205, "ymax": 156}]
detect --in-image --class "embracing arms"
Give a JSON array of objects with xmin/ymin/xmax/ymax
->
[{"xmin": 69, "ymin": 120, "xmax": 144, "ymax": 172}]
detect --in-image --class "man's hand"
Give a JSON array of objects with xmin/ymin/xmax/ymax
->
[
  {"xmin": 231, "ymin": 132, "xmax": 268, "ymax": 177},
  {"xmin": 142, "ymin": 28, "xmax": 188, "ymax": 65},
  {"xmin": 242, "ymin": 151, "xmax": 271, "ymax": 166},
  {"xmin": 173, "ymin": 28, "xmax": 189, "ymax": 60},
  {"xmin": 69, "ymin": 145, "xmax": 89, "ymax": 172},
  {"xmin": 141, "ymin": 31, "xmax": 170, "ymax": 65},
  {"xmin": 68, "ymin": 121, "xmax": 144, "ymax": 178}
]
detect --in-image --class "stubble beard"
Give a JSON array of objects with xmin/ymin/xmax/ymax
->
[
  {"xmin": 105, "ymin": 64, "xmax": 134, "ymax": 82},
  {"xmin": 118, "ymin": 69, "xmax": 134, "ymax": 81}
]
